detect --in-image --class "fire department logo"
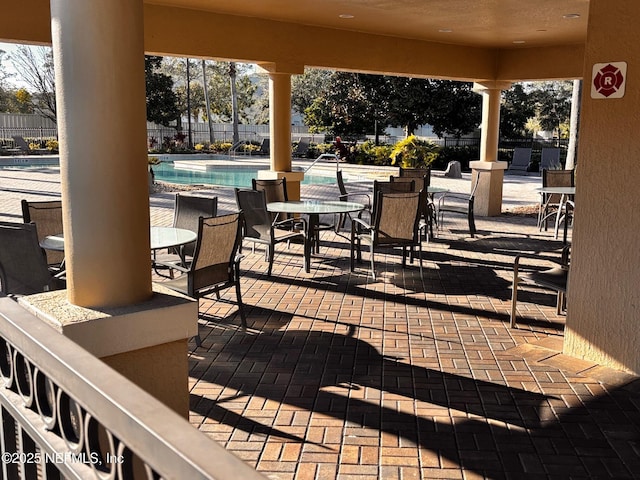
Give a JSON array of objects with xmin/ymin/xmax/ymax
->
[{"xmin": 591, "ymin": 62, "xmax": 627, "ymax": 99}]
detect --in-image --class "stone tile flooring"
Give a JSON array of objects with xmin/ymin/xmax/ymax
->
[{"xmin": 1, "ymin": 164, "xmax": 639, "ymax": 479}]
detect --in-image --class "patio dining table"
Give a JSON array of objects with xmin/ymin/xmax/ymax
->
[
  {"xmin": 535, "ymin": 186, "xmax": 575, "ymax": 244},
  {"xmin": 40, "ymin": 227, "xmax": 198, "ymax": 272},
  {"xmin": 267, "ymin": 200, "xmax": 365, "ymax": 271}
]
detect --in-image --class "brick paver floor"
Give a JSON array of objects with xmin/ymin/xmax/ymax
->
[{"xmin": 1, "ymin": 162, "xmax": 639, "ymax": 479}]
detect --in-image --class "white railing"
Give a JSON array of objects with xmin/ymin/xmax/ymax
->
[{"xmin": 0, "ymin": 297, "xmax": 265, "ymax": 480}]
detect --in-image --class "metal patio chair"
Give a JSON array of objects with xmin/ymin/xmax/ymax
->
[
  {"xmin": 0, "ymin": 221, "xmax": 65, "ymax": 296},
  {"xmin": 21, "ymin": 199, "xmax": 65, "ymax": 269},
  {"xmin": 161, "ymin": 213, "xmax": 246, "ymax": 346},
  {"xmin": 235, "ymin": 188, "xmax": 308, "ymax": 276},
  {"xmin": 511, "ymin": 246, "xmax": 570, "ymax": 328},
  {"xmin": 350, "ymin": 190, "xmax": 425, "ymax": 280}
]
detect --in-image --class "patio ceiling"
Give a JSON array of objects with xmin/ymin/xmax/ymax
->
[{"xmin": 147, "ymin": 0, "xmax": 590, "ymax": 49}]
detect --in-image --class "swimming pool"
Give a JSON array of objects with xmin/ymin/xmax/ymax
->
[
  {"xmin": 0, "ymin": 158, "xmax": 338, "ymax": 188},
  {"xmin": 151, "ymin": 162, "xmax": 336, "ymax": 187}
]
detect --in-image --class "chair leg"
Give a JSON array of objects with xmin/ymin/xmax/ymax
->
[
  {"xmin": 510, "ymin": 270, "xmax": 519, "ymax": 329},
  {"xmin": 267, "ymin": 245, "xmax": 274, "ymax": 276},
  {"xmin": 468, "ymin": 208, "xmax": 476, "ymax": 238},
  {"xmin": 556, "ymin": 291, "xmax": 565, "ymax": 315},
  {"xmin": 369, "ymin": 244, "xmax": 376, "ymax": 280},
  {"xmin": 235, "ymin": 281, "xmax": 247, "ymax": 328}
]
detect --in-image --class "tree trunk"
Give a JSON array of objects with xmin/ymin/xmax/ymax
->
[
  {"xmin": 186, "ymin": 58, "xmax": 193, "ymax": 149},
  {"xmin": 565, "ymin": 79, "xmax": 582, "ymax": 170},
  {"xmin": 202, "ymin": 60, "xmax": 214, "ymax": 144},
  {"xmin": 229, "ymin": 62, "xmax": 239, "ymax": 146}
]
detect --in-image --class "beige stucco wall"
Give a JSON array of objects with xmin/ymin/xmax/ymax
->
[{"xmin": 563, "ymin": 0, "xmax": 640, "ymax": 374}]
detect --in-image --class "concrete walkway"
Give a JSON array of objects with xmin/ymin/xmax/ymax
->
[{"xmin": 1, "ymin": 164, "xmax": 639, "ymax": 479}]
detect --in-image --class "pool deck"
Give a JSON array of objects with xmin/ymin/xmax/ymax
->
[{"xmin": 1, "ymin": 163, "xmax": 640, "ymax": 479}]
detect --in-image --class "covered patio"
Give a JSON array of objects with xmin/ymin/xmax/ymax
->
[
  {"xmin": 1, "ymin": 0, "xmax": 640, "ymax": 477},
  {"xmin": 2, "ymin": 165, "xmax": 638, "ymax": 478}
]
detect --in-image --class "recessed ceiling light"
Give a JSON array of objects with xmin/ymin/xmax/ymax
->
[
  {"xmin": 339, "ymin": 14, "xmax": 354, "ymax": 19},
  {"xmin": 513, "ymin": 40, "xmax": 526, "ymax": 44},
  {"xmin": 438, "ymin": 28, "xmax": 453, "ymax": 33},
  {"xmin": 563, "ymin": 13, "xmax": 581, "ymax": 19}
]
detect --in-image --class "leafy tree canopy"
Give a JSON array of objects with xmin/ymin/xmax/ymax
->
[
  {"xmin": 10, "ymin": 46, "xmax": 56, "ymax": 123},
  {"xmin": 145, "ymin": 56, "xmax": 179, "ymax": 126}
]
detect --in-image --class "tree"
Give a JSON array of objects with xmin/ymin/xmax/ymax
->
[
  {"xmin": 0, "ymin": 49, "xmax": 14, "ymax": 111},
  {"xmin": 303, "ymin": 72, "xmax": 383, "ymax": 137},
  {"xmin": 10, "ymin": 46, "xmax": 57, "ymax": 122},
  {"xmin": 13, "ymin": 88, "xmax": 34, "ymax": 113},
  {"xmin": 292, "ymin": 68, "xmax": 333, "ymax": 115},
  {"xmin": 500, "ymin": 83, "xmax": 534, "ymax": 138},
  {"xmin": 424, "ymin": 80, "xmax": 481, "ymax": 138},
  {"xmin": 386, "ymin": 76, "xmax": 432, "ymax": 137},
  {"xmin": 229, "ymin": 62, "xmax": 240, "ymax": 144},
  {"xmin": 145, "ymin": 56, "xmax": 179, "ymax": 126},
  {"xmin": 530, "ymin": 81, "xmax": 573, "ymax": 137}
]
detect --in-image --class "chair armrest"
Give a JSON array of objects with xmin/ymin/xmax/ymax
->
[
  {"xmin": 339, "ymin": 191, "xmax": 371, "ymax": 206},
  {"xmin": 438, "ymin": 192, "xmax": 469, "ymax": 206},
  {"xmin": 153, "ymin": 261, "xmax": 190, "ymax": 274},
  {"xmin": 351, "ymin": 217, "xmax": 371, "ymax": 231}
]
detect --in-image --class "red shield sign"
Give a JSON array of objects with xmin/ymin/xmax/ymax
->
[{"xmin": 591, "ymin": 62, "xmax": 627, "ymax": 99}]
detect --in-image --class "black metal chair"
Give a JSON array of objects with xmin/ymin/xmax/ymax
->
[
  {"xmin": 235, "ymin": 188, "xmax": 308, "ymax": 276},
  {"xmin": 153, "ymin": 193, "xmax": 218, "ymax": 276},
  {"xmin": 161, "ymin": 213, "xmax": 246, "ymax": 346},
  {"xmin": 253, "ymin": 177, "xmax": 331, "ymax": 253},
  {"xmin": 21, "ymin": 199, "xmax": 64, "ymax": 268},
  {"xmin": 336, "ymin": 170, "xmax": 372, "ymax": 230},
  {"xmin": 350, "ymin": 190, "xmax": 425, "ymax": 280},
  {"xmin": 437, "ymin": 172, "xmax": 480, "ymax": 237},
  {"xmin": 0, "ymin": 221, "xmax": 66, "ymax": 296},
  {"xmin": 510, "ymin": 246, "xmax": 570, "ymax": 328}
]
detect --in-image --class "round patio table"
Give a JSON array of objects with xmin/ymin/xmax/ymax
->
[{"xmin": 267, "ymin": 200, "xmax": 365, "ymax": 272}]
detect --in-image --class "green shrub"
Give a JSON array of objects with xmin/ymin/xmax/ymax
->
[
  {"xmin": 46, "ymin": 139, "xmax": 59, "ymax": 151},
  {"xmin": 389, "ymin": 135, "xmax": 439, "ymax": 168}
]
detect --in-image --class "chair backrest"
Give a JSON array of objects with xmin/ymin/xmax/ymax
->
[
  {"xmin": 336, "ymin": 170, "xmax": 349, "ymax": 198},
  {"xmin": 540, "ymin": 148, "xmax": 562, "ymax": 170},
  {"xmin": 235, "ymin": 188, "xmax": 272, "ymax": 241},
  {"xmin": 542, "ymin": 169, "xmax": 575, "ymax": 204},
  {"xmin": 252, "ymin": 178, "xmax": 288, "ymax": 203},
  {"xmin": 0, "ymin": 221, "xmax": 57, "ymax": 295},
  {"xmin": 21, "ymin": 199, "xmax": 64, "ymax": 266},
  {"xmin": 399, "ymin": 167, "xmax": 431, "ymax": 188},
  {"xmin": 173, "ymin": 194, "xmax": 218, "ymax": 257},
  {"xmin": 373, "ymin": 180, "xmax": 416, "ymax": 219},
  {"xmin": 252, "ymin": 178, "xmax": 289, "ymax": 221},
  {"xmin": 509, "ymin": 147, "xmax": 532, "ymax": 171},
  {"xmin": 372, "ymin": 191, "xmax": 423, "ymax": 245},
  {"xmin": 391, "ymin": 173, "xmax": 428, "ymax": 193},
  {"xmin": 293, "ymin": 137, "xmax": 311, "ymax": 157},
  {"xmin": 257, "ymin": 138, "xmax": 270, "ymax": 155},
  {"xmin": 188, "ymin": 213, "xmax": 242, "ymax": 295},
  {"xmin": 12, "ymin": 135, "xmax": 30, "ymax": 152}
]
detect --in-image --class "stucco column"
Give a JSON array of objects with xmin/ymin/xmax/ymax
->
[
  {"xmin": 51, "ymin": 0, "xmax": 152, "ymax": 308},
  {"xmin": 257, "ymin": 63, "xmax": 305, "ymax": 200},
  {"xmin": 563, "ymin": 0, "xmax": 640, "ymax": 374},
  {"xmin": 470, "ymin": 81, "xmax": 510, "ymax": 216},
  {"xmin": 44, "ymin": 0, "xmax": 196, "ymax": 417}
]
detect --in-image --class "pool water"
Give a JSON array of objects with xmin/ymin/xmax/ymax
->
[
  {"xmin": 0, "ymin": 159, "xmax": 337, "ymax": 188},
  {"xmin": 151, "ymin": 162, "xmax": 336, "ymax": 187}
]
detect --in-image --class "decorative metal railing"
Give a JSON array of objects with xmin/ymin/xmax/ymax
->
[{"xmin": 0, "ymin": 297, "xmax": 265, "ymax": 480}]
